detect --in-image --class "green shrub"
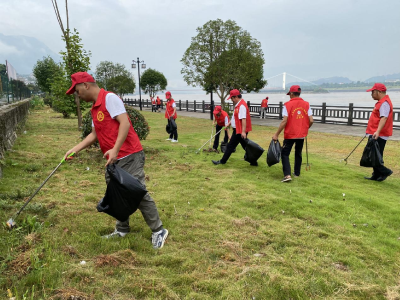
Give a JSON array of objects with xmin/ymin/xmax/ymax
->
[
  {"xmin": 29, "ymin": 95, "xmax": 44, "ymax": 109},
  {"xmin": 81, "ymin": 105, "xmax": 150, "ymax": 141}
]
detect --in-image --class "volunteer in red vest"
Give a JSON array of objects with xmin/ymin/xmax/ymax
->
[
  {"xmin": 63, "ymin": 72, "xmax": 168, "ymax": 249},
  {"xmin": 156, "ymin": 96, "xmax": 161, "ymax": 112},
  {"xmin": 151, "ymin": 97, "xmax": 156, "ymax": 112},
  {"xmin": 165, "ymin": 91, "xmax": 178, "ymax": 142},
  {"xmin": 212, "ymin": 89, "xmax": 253, "ymax": 165},
  {"xmin": 364, "ymin": 83, "xmax": 393, "ymax": 181},
  {"xmin": 212, "ymin": 105, "xmax": 230, "ymax": 151},
  {"xmin": 260, "ymin": 97, "xmax": 269, "ymax": 119},
  {"xmin": 272, "ymin": 85, "xmax": 314, "ymax": 182}
]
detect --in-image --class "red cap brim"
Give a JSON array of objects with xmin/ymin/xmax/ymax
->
[
  {"xmin": 286, "ymin": 92, "xmax": 290, "ymax": 95},
  {"xmin": 66, "ymin": 84, "xmax": 76, "ymax": 95},
  {"xmin": 227, "ymin": 95, "xmax": 232, "ymax": 100},
  {"xmin": 366, "ymin": 88, "xmax": 374, "ymax": 92}
]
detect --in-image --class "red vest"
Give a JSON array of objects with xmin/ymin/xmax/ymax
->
[
  {"xmin": 91, "ymin": 89, "xmax": 143, "ymax": 159},
  {"xmin": 152, "ymin": 98, "xmax": 156, "ymax": 105},
  {"xmin": 165, "ymin": 99, "xmax": 177, "ymax": 119},
  {"xmin": 214, "ymin": 110, "xmax": 229, "ymax": 127},
  {"xmin": 366, "ymin": 95, "xmax": 393, "ymax": 136},
  {"xmin": 261, "ymin": 99, "xmax": 268, "ymax": 108},
  {"xmin": 234, "ymin": 99, "xmax": 252, "ymax": 134},
  {"xmin": 156, "ymin": 97, "xmax": 161, "ymax": 105},
  {"xmin": 284, "ymin": 97, "xmax": 310, "ymax": 139}
]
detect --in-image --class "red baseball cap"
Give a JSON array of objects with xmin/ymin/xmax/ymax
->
[
  {"xmin": 286, "ymin": 85, "xmax": 301, "ymax": 95},
  {"xmin": 227, "ymin": 89, "xmax": 240, "ymax": 100},
  {"xmin": 66, "ymin": 72, "xmax": 95, "ymax": 95},
  {"xmin": 213, "ymin": 105, "xmax": 222, "ymax": 114},
  {"xmin": 165, "ymin": 91, "xmax": 171, "ymax": 99},
  {"xmin": 366, "ymin": 83, "xmax": 387, "ymax": 92}
]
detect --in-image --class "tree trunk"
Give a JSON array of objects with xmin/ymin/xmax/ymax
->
[{"xmin": 74, "ymin": 94, "xmax": 82, "ymax": 129}]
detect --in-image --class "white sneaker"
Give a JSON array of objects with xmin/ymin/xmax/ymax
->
[
  {"xmin": 166, "ymin": 138, "xmax": 172, "ymax": 141},
  {"xmin": 152, "ymin": 229, "xmax": 169, "ymax": 249},
  {"xmin": 102, "ymin": 230, "xmax": 127, "ymax": 239},
  {"xmin": 171, "ymin": 139, "xmax": 178, "ymax": 143}
]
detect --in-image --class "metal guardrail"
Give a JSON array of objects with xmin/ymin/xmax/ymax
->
[{"xmin": 123, "ymin": 98, "xmax": 400, "ymax": 130}]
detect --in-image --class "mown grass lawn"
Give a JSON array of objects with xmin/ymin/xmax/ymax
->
[{"xmin": 0, "ymin": 107, "xmax": 399, "ymax": 300}]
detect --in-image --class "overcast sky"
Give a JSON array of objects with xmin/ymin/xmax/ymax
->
[{"xmin": 1, "ymin": 0, "xmax": 399, "ymax": 89}]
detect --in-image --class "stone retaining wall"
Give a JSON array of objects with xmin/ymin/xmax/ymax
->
[{"xmin": 0, "ymin": 99, "xmax": 30, "ymax": 178}]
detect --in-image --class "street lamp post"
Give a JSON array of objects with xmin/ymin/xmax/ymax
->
[{"xmin": 131, "ymin": 57, "xmax": 146, "ymax": 111}]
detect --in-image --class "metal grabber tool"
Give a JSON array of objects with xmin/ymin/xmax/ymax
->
[{"xmin": 6, "ymin": 152, "xmax": 75, "ymax": 229}]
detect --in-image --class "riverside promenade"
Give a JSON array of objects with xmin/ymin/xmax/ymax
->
[{"xmin": 141, "ymin": 107, "xmax": 400, "ymax": 141}]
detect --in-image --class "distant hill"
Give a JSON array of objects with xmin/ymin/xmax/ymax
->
[
  {"xmin": 312, "ymin": 76, "xmax": 353, "ymax": 84},
  {"xmin": 0, "ymin": 33, "xmax": 60, "ymax": 74},
  {"xmin": 364, "ymin": 73, "xmax": 400, "ymax": 83}
]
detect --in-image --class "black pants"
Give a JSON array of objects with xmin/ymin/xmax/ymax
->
[
  {"xmin": 152, "ymin": 105, "xmax": 156, "ymax": 112},
  {"xmin": 282, "ymin": 139, "xmax": 304, "ymax": 177},
  {"xmin": 372, "ymin": 137, "xmax": 391, "ymax": 177},
  {"xmin": 220, "ymin": 129, "xmax": 247, "ymax": 164},
  {"xmin": 213, "ymin": 125, "xmax": 229, "ymax": 150},
  {"xmin": 168, "ymin": 119, "xmax": 178, "ymax": 140}
]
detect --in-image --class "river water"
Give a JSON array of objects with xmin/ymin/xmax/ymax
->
[{"xmin": 125, "ymin": 90, "xmax": 400, "ymax": 107}]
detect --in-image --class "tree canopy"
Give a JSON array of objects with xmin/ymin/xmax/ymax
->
[
  {"xmin": 140, "ymin": 68, "xmax": 168, "ymax": 98},
  {"xmin": 95, "ymin": 61, "xmax": 136, "ymax": 94},
  {"xmin": 181, "ymin": 19, "xmax": 266, "ymax": 106},
  {"xmin": 33, "ymin": 56, "xmax": 62, "ymax": 94}
]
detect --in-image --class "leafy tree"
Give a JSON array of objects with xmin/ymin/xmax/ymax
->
[
  {"xmin": 51, "ymin": 0, "xmax": 91, "ymax": 129},
  {"xmin": 0, "ymin": 64, "xmax": 6, "ymax": 77},
  {"xmin": 140, "ymin": 68, "xmax": 167, "ymax": 98},
  {"xmin": 32, "ymin": 56, "xmax": 61, "ymax": 94},
  {"xmin": 107, "ymin": 74, "xmax": 135, "ymax": 98},
  {"xmin": 48, "ymin": 29, "xmax": 92, "ymax": 120},
  {"xmin": 94, "ymin": 61, "xmax": 134, "ymax": 91},
  {"xmin": 181, "ymin": 19, "xmax": 266, "ymax": 106}
]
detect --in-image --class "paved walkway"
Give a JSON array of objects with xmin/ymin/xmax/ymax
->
[{"xmin": 142, "ymin": 107, "xmax": 400, "ymax": 140}]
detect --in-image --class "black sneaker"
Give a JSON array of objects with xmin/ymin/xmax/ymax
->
[
  {"xmin": 364, "ymin": 175, "xmax": 378, "ymax": 180},
  {"xmin": 376, "ymin": 170, "xmax": 393, "ymax": 182},
  {"xmin": 212, "ymin": 160, "xmax": 223, "ymax": 165}
]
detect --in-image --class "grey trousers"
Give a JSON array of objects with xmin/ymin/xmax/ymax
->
[{"xmin": 105, "ymin": 151, "xmax": 163, "ymax": 233}]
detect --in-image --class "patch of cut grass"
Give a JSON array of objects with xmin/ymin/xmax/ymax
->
[{"xmin": 0, "ymin": 107, "xmax": 399, "ymax": 299}]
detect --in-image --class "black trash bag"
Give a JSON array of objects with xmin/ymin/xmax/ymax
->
[
  {"xmin": 360, "ymin": 137, "xmax": 384, "ymax": 168},
  {"xmin": 170, "ymin": 117, "xmax": 177, "ymax": 130},
  {"xmin": 97, "ymin": 164, "xmax": 147, "ymax": 222},
  {"xmin": 221, "ymin": 141, "xmax": 235, "ymax": 153},
  {"xmin": 244, "ymin": 139, "xmax": 265, "ymax": 164},
  {"xmin": 166, "ymin": 123, "xmax": 172, "ymax": 134},
  {"xmin": 267, "ymin": 139, "xmax": 282, "ymax": 167},
  {"xmin": 221, "ymin": 141, "xmax": 227, "ymax": 153}
]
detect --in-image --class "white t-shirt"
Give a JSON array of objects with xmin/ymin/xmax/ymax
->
[
  {"xmin": 230, "ymin": 100, "xmax": 247, "ymax": 129},
  {"xmin": 92, "ymin": 93, "xmax": 126, "ymax": 127}
]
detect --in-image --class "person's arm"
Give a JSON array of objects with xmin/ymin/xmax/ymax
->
[
  {"xmin": 65, "ymin": 129, "xmax": 98, "ymax": 159},
  {"xmin": 372, "ymin": 117, "xmax": 388, "ymax": 140},
  {"xmin": 272, "ymin": 116, "xmax": 288, "ymax": 141},
  {"xmin": 309, "ymin": 116, "xmax": 314, "ymax": 128},
  {"xmin": 241, "ymin": 118, "xmax": 247, "ymax": 139},
  {"xmin": 103, "ymin": 113, "xmax": 130, "ymax": 166}
]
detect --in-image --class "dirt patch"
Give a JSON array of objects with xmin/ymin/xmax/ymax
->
[
  {"xmin": 333, "ymin": 262, "xmax": 349, "ymax": 271},
  {"xmin": 49, "ymin": 288, "xmax": 93, "ymax": 300},
  {"xmin": 95, "ymin": 249, "xmax": 137, "ymax": 268},
  {"xmin": 232, "ymin": 216, "xmax": 259, "ymax": 228}
]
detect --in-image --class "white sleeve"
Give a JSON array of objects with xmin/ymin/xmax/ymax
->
[
  {"xmin": 172, "ymin": 102, "xmax": 176, "ymax": 108},
  {"xmin": 238, "ymin": 105, "xmax": 247, "ymax": 119},
  {"xmin": 308, "ymin": 107, "xmax": 313, "ymax": 116},
  {"xmin": 224, "ymin": 116, "xmax": 229, "ymax": 126},
  {"xmin": 380, "ymin": 101, "xmax": 390, "ymax": 117},
  {"xmin": 282, "ymin": 106, "xmax": 288, "ymax": 117},
  {"xmin": 105, "ymin": 93, "xmax": 126, "ymax": 118}
]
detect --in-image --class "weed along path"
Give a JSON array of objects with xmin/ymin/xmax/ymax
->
[{"xmin": 1, "ymin": 107, "xmax": 399, "ymax": 299}]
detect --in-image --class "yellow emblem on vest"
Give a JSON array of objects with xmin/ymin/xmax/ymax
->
[{"xmin": 97, "ymin": 111, "xmax": 105, "ymax": 122}]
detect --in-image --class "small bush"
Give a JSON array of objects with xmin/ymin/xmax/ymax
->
[
  {"xmin": 81, "ymin": 105, "xmax": 150, "ymax": 141},
  {"xmin": 29, "ymin": 96, "xmax": 44, "ymax": 110}
]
